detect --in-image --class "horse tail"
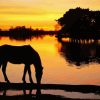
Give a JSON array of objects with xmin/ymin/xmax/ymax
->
[
  {"xmin": 0, "ymin": 63, "xmax": 2, "ymax": 69},
  {"xmin": 0, "ymin": 60, "xmax": 2, "ymax": 69}
]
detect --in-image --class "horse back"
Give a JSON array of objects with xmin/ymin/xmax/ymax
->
[{"xmin": 0, "ymin": 45, "xmax": 37, "ymax": 64}]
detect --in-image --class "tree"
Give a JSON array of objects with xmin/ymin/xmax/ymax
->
[{"xmin": 57, "ymin": 7, "xmax": 100, "ymax": 39}]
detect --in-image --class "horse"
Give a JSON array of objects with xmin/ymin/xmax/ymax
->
[{"xmin": 0, "ymin": 44, "xmax": 43, "ymax": 86}]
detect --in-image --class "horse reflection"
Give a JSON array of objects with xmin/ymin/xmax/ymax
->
[
  {"xmin": 0, "ymin": 45, "xmax": 43, "ymax": 86},
  {"xmin": 3, "ymin": 88, "xmax": 41, "ymax": 98}
]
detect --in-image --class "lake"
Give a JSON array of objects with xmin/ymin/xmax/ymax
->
[{"xmin": 0, "ymin": 35, "xmax": 100, "ymax": 99}]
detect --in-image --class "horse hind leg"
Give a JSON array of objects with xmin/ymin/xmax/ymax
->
[
  {"xmin": 22, "ymin": 66, "xmax": 27, "ymax": 83},
  {"xmin": 2, "ymin": 62, "xmax": 10, "ymax": 83}
]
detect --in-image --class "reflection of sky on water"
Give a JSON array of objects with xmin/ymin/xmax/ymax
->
[
  {"xmin": 0, "ymin": 36, "xmax": 100, "ymax": 85},
  {"xmin": 0, "ymin": 35, "xmax": 100, "ymax": 99},
  {"xmin": 42, "ymin": 90, "xmax": 100, "ymax": 99},
  {"xmin": 0, "ymin": 90, "xmax": 100, "ymax": 99}
]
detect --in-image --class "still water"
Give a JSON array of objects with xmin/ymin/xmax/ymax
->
[{"xmin": 0, "ymin": 35, "xmax": 100, "ymax": 99}]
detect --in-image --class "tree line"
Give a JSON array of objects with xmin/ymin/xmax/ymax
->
[{"xmin": 0, "ymin": 26, "xmax": 56, "ymax": 40}]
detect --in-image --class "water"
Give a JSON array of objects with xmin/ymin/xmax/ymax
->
[{"xmin": 0, "ymin": 35, "xmax": 100, "ymax": 99}]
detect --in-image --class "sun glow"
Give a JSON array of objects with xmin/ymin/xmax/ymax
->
[{"xmin": 0, "ymin": 0, "xmax": 100, "ymax": 30}]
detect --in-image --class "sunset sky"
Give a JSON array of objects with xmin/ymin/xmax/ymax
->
[{"xmin": 0, "ymin": 0, "xmax": 100, "ymax": 30}]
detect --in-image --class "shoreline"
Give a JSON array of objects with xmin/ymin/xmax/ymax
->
[
  {"xmin": 0, "ymin": 82, "xmax": 100, "ymax": 100},
  {"xmin": 0, "ymin": 82, "xmax": 100, "ymax": 93}
]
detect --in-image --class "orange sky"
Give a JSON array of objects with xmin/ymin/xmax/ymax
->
[{"xmin": 0, "ymin": 0, "xmax": 100, "ymax": 31}]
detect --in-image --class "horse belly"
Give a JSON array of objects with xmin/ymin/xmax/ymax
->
[
  {"xmin": 6, "ymin": 49, "xmax": 33, "ymax": 64},
  {"xmin": 8, "ymin": 56, "xmax": 24, "ymax": 64},
  {"xmin": 9, "ymin": 59, "xmax": 23, "ymax": 64},
  {"xmin": 8, "ymin": 56, "xmax": 32, "ymax": 64}
]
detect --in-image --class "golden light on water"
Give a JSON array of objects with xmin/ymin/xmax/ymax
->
[{"xmin": 0, "ymin": 36, "xmax": 100, "ymax": 85}]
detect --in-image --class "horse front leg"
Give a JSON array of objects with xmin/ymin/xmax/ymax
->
[
  {"xmin": 2, "ymin": 62, "xmax": 10, "ymax": 83},
  {"xmin": 35, "ymin": 68, "xmax": 43, "ymax": 88},
  {"xmin": 27, "ymin": 65, "xmax": 34, "ymax": 83},
  {"xmin": 35, "ymin": 70, "xmax": 43, "ymax": 98}
]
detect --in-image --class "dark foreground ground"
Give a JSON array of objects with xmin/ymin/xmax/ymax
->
[
  {"xmin": 0, "ymin": 82, "xmax": 100, "ymax": 100},
  {"xmin": 0, "ymin": 94, "xmax": 93, "ymax": 100}
]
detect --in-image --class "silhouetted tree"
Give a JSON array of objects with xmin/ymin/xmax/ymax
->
[{"xmin": 57, "ymin": 7, "xmax": 100, "ymax": 39}]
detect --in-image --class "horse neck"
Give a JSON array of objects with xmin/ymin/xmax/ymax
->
[
  {"xmin": 33, "ymin": 50, "xmax": 43, "ymax": 71},
  {"xmin": 34, "ymin": 60, "xmax": 43, "ymax": 71}
]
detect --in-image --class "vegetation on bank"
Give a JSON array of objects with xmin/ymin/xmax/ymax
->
[
  {"xmin": 56, "ymin": 7, "xmax": 100, "ymax": 39},
  {"xmin": 0, "ymin": 26, "xmax": 57, "ymax": 40}
]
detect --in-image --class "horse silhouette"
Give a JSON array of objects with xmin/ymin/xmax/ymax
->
[{"xmin": 0, "ymin": 44, "xmax": 43, "ymax": 85}]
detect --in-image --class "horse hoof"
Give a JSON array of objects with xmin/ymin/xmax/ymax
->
[
  {"xmin": 30, "ymin": 80, "xmax": 34, "ymax": 84},
  {"xmin": 7, "ymin": 81, "xmax": 10, "ymax": 83},
  {"xmin": 23, "ymin": 80, "xmax": 26, "ymax": 83}
]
